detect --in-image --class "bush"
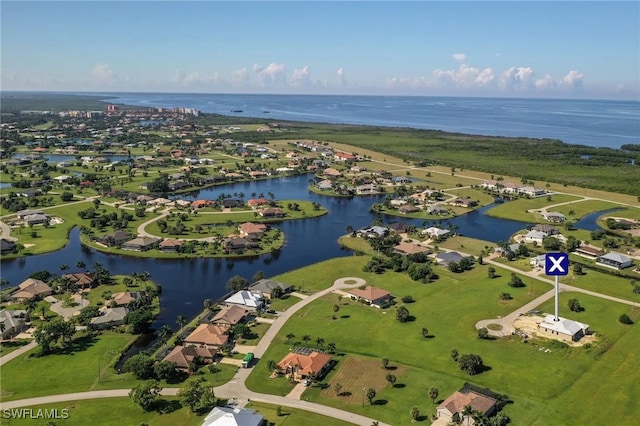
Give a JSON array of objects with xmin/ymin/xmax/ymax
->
[
  {"xmin": 619, "ymin": 313, "xmax": 634, "ymax": 324},
  {"xmin": 401, "ymin": 295, "xmax": 414, "ymax": 303}
]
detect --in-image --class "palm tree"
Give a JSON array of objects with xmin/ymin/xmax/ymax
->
[
  {"xmin": 429, "ymin": 387, "xmax": 439, "ymax": 404},
  {"xmin": 285, "ymin": 332, "xmax": 295, "ymax": 343},
  {"xmin": 176, "ymin": 315, "xmax": 187, "ymax": 333},
  {"xmin": 76, "ymin": 261, "xmax": 86, "ymax": 271},
  {"xmin": 316, "ymin": 337, "xmax": 324, "ymax": 348},
  {"xmin": 158, "ymin": 325, "xmax": 172, "ymax": 343},
  {"xmin": 327, "ymin": 343, "xmax": 336, "ymax": 354},
  {"xmin": 461, "ymin": 404, "xmax": 474, "ymax": 425},
  {"xmin": 302, "ymin": 334, "xmax": 311, "ymax": 345},
  {"xmin": 58, "ymin": 264, "xmax": 69, "ymax": 274}
]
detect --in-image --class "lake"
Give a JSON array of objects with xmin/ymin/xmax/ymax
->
[{"xmin": 0, "ymin": 174, "xmax": 531, "ymax": 328}]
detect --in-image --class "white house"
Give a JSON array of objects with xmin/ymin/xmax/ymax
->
[
  {"xmin": 225, "ymin": 290, "xmax": 264, "ymax": 309},
  {"xmin": 596, "ymin": 252, "xmax": 633, "ymax": 270}
]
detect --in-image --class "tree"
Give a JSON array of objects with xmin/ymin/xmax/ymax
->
[
  {"xmin": 396, "ymin": 306, "xmax": 410, "ymax": 322},
  {"xmin": 410, "ymin": 406, "xmax": 420, "ymax": 422},
  {"xmin": 157, "ymin": 325, "xmax": 173, "ymax": 343},
  {"xmin": 129, "ymin": 380, "xmax": 162, "ymax": 412},
  {"xmin": 251, "ymin": 270, "xmax": 265, "ymax": 282},
  {"xmin": 508, "ymin": 273, "xmax": 525, "ymax": 288},
  {"xmin": 458, "ymin": 353, "xmax": 485, "ymax": 375},
  {"xmin": 499, "ymin": 292, "xmax": 513, "ymax": 300},
  {"xmin": 327, "ymin": 342, "xmax": 336, "ymax": 354},
  {"xmin": 285, "ymin": 332, "xmax": 295, "ymax": 343},
  {"xmin": 487, "ymin": 267, "xmax": 496, "ymax": 279},
  {"xmin": 225, "ymin": 275, "xmax": 249, "ymax": 292},
  {"xmin": 462, "ymin": 404, "xmax": 475, "ymax": 425},
  {"xmin": 477, "ymin": 327, "xmax": 490, "ymax": 339},
  {"xmin": 380, "ymin": 357, "xmax": 389, "ymax": 370},
  {"xmin": 451, "ymin": 348, "xmax": 459, "ymax": 362},
  {"xmin": 125, "ymin": 308, "xmax": 154, "ymax": 334},
  {"xmin": 302, "ymin": 334, "xmax": 311, "ymax": 345},
  {"xmin": 177, "ymin": 377, "xmax": 216, "ymax": 413},
  {"xmin": 176, "ymin": 314, "xmax": 187, "ymax": 332},
  {"xmin": 568, "ymin": 298, "xmax": 583, "ymax": 312},
  {"xmin": 619, "ymin": 313, "xmax": 633, "ymax": 324},
  {"xmin": 203, "ymin": 299, "xmax": 214, "ymax": 310},
  {"xmin": 572, "ymin": 264, "xmax": 583, "ymax": 275},
  {"xmin": 316, "ymin": 337, "xmax": 325, "ymax": 348},
  {"xmin": 334, "ymin": 382, "xmax": 343, "ymax": 396},
  {"xmin": 366, "ymin": 387, "xmax": 376, "ymax": 404},
  {"xmin": 60, "ymin": 192, "xmax": 74, "ymax": 202},
  {"xmin": 124, "ymin": 354, "xmax": 155, "ymax": 380},
  {"xmin": 402, "ymin": 295, "xmax": 414, "ymax": 303},
  {"xmin": 386, "ymin": 374, "xmax": 397, "ymax": 386},
  {"xmin": 421, "ymin": 327, "xmax": 429, "ymax": 338},
  {"xmin": 332, "ymin": 304, "xmax": 340, "ymax": 319},
  {"xmin": 154, "ymin": 360, "xmax": 178, "ymax": 381},
  {"xmin": 429, "ymin": 387, "xmax": 439, "ymax": 404}
]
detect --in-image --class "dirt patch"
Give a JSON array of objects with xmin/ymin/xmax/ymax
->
[
  {"xmin": 22, "ymin": 244, "xmax": 35, "ymax": 248},
  {"xmin": 487, "ymin": 323, "xmax": 503, "ymax": 331},
  {"xmin": 513, "ymin": 315, "xmax": 597, "ymax": 347},
  {"xmin": 343, "ymin": 279, "xmax": 358, "ymax": 285},
  {"xmin": 321, "ymin": 356, "xmax": 406, "ymax": 405}
]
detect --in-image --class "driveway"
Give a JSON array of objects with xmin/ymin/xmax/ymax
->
[{"xmin": 48, "ymin": 294, "xmax": 89, "ymax": 321}]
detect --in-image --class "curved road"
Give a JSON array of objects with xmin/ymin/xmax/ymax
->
[{"xmin": 0, "ymin": 277, "xmax": 391, "ymax": 426}]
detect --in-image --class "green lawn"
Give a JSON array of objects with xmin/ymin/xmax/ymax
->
[
  {"xmin": 0, "ymin": 340, "xmax": 31, "ymax": 356},
  {"xmin": 561, "ymin": 261, "xmax": 640, "ymax": 302},
  {"xmin": 0, "ymin": 332, "xmax": 139, "ymax": 402},
  {"xmin": 245, "ymin": 256, "xmax": 640, "ymax": 425},
  {"xmin": 551, "ymin": 199, "xmax": 622, "ymax": 219},
  {"xmin": 436, "ymin": 236, "xmax": 496, "ymax": 257},
  {"xmin": 484, "ymin": 194, "xmax": 583, "ymax": 223},
  {"xmin": 246, "ymin": 401, "xmax": 357, "ymax": 426},
  {"xmin": 268, "ymin": 294, "xmax": 304, "ymax": 312}
]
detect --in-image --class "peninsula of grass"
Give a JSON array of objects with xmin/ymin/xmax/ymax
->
[
  {"xmin": 246, "ymin": 255, "xmax": 640, "ymax": 425},
  {"xmin": 484, "ymin": 193, "xmax": 583, "ymax": 223},
  {"xmin": 435, "ymin": 236, "xmax": 497, "ymax": 257},
  {"xmin": 550, "ymin": 199, "xmax": 623, "ymax": 219}
]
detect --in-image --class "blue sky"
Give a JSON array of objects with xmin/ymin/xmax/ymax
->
[{"xmin": 2, "ymin": 1, "xmax": 639, "ymax": 99}]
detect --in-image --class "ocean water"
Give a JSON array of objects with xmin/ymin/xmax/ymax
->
[{"xmin": 94, "ymin": 93, "xmax": 640, "ymax": 149}]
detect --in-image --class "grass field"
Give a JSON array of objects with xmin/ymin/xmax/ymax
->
[
  {"xmin": 484, "ymin": 194, "xmax": 583, "ymax": 223},
  {"xmin": 551, "ymin": 199, "xmax": 622, "ymax": 219},
  {"xmin": 245, "ymin": 256, "xmax": 640, "ymax": 425}
]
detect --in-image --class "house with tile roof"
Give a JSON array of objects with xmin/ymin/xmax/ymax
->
[
  {"xmin": 162, "ymin": 345, "xmax": 217, "ymax": 372},
  {"xmin": 211, "ymin": 305, "xmax": 250, "ymax": 328},
  {"xmin": 11, "ymin": 278, "xmax": 52, "ymax": 301},
  {"xmin": 437, "ymin": 387, "xmax": 498, "ymax": 425},
  {"xmin": 347, "ymin": 285, "xmax": 393, "ymax": 308},
  {"xmin": 184, "ymin": 324, "xmax": 230, "ymax": 348},
  {"xmin": 277, "ymin": 350, "xmax": 333, "ymax": 382}
]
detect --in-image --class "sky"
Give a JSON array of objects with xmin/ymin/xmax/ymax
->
[{"xmin": 1, "ymin": 1, "xmax": 639, "ymax": 99}]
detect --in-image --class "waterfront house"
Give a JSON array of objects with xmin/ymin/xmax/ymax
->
[
  {"xmin": 63, "ymin": 272, "xmax": 96, "ymax": 290},
  {"xmin": 315, "ymin": 179, "xmax": 333, "ymax": 190},
  {"xmin": 110, "ymin": 291, "xmax": 145, "ymax": 307},
  {"xmin": 542, "ymin": 212, "xmax": 566, "ymax": 223},
  {"xmin": 518, "ymin": 186, "xmax": 546, "ymax": 197},
  {"xmin": 347, "ymin": 285, "xmax": 394, "ymax": 308},
  {"xmin": 398, "ymin": 204, "xmax": 420, "ymax": 214},
  {"xmin": 277, "ymin": 350, "xmax": 332, "ymax": 382},
  {"xmin": 259, "ymin": 207, "xmax": 284, "ymax": 218},
  {"xmin": 524, "ymin": 229, "xmax": 548, "ymax": 244},
  {"xmin": 450, "ymin": 197, "xmax": 478, "ymax": 208},
  {"xmin": 225, "ymin": 290, "xmax": 264, "ymax": 310},
  {"xmin": 211, "ymin": 305, "xmax": 249, "ymax": 328},
  {"xmin": 183, "ymin": 324, "xmax": 229, "ymax": 348},
  {"xmin": 596, "ymin": 252, "xmax": 633, "ymax": 270},
  {"xmin": 394, "ymin": 242, "xmax": 432, "ymax": 256},
  {"xmin": 422, "ymin": 227, "xmax": 450, "ymax": 240},
  {"xmin": 247, "ymin": 198, "xmax": 269, "ymax": 208},
  {"xmin": 238, "ymin": 222, "xmax": 268, "ymax": 238},
  {"xmin": 159, "ymin": 238, "xmax": 185, "ymax": 253},
  {"xmin": 11, "ymin": 278, "xmax": 52, "ymax": 301},
  {"xmin": 222, "ymin": 199, "xmax": 244, "ymax": 208},
  {"xmin": 90, "ymin": 306, "xmax": 129, "ymax": 329},
  {"xmin": 250, "ymin": 279, "xmax": 293, "ymax": 299},
  {"xmin": 96, "ymin": 231, "xmax": 133, "ymax": 247},
  {"xmin": 0, "ymin": 238, "xmax": 17, "ymax": 254},
  {"xmin": 224, "ymin": 237, "xmax": 259, "ymax": 253},
  {"xmin": 121, "ymin": 236, "xmax": 161, "ymax": 252},
  {"xmin": 162, "ymin": 345, "xmax": 217, "ymax": 372}
]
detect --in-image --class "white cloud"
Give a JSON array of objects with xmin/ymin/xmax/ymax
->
[
  {"xmin": 535, "ymin": 73, "xmax": 556, "ymax": 89},
  {"xmin": 337, "ymin": 67, "xmax": 347, "ymax": 85},
  {"xmin": 499, "ymin": 66, "xmax": 535, "ymax": 89},
  {"xmin": 562, "ymin": 70, "xmax": 584, "ymax": 87},
  {"xmin": 231, "ymin": 67, "xmax": 249, "ymax": 85},
  {"xmin": 172, "ymin": 69, "xmax": 223, "ymax": 86},
  {"xmin": 452, "ymin": 53, "xmax": 466, "ymax": 62},
  {"xmin": 253, "ymin": 62, "xmax": 287, "ymax": 86},
  {"xmin": 91, "ymin": 63, "xmax": 116, "ymax": 82},
  {"xmin": 432, "ymin": 64, "xmax": 494, "ymax": 88},
  {"xmin": 292, "ymin": 65, "xmax": 311, "ymax": 86}
]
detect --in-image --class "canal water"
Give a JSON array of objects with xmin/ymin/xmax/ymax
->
[{"xmin": 1, "ymin": 175, "xmax": 546, "ymax": 328}]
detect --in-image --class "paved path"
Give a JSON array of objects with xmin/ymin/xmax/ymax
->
[
  {"xmin": 0, "ymin": 341, "xmax": 37, "ymax": 367},
  {"xmin": 0, "ymin": 277, "xmax": 390, "ymax": 426}
]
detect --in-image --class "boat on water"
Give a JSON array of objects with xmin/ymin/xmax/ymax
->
[{"xmin": 231, "ymin": 109, "xmax": 243, "ymax": 113}]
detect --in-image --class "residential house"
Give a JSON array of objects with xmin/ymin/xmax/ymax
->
[
  {"xmin": 16, "ymin": 209, "xmax": 44, "ymax": 220},
  {"xmin": 574, "ymin": 245, "xmax": 604, "ymax": 259},
  {"xmin": 225, "ymin": 290, "xmax": 264, "ymax": 309},
  {"xmin": 435, "ymin": 251, "xmax": 466, "ymax": 266},
  {"xmin": 211, "ymin": 305, "xmax": 249, "ymax": 328},
  {"xmin": 387, "ymin": 222, "xmax": 409, "ymax": 234},
  {"xmin": 347, "ymin": 285, "xmax": 394, "ymax": 307},
  {"xmin": 110, "ymin": 291, "xmax": 145, "ymax": 307},
  {"xmin": 250, "ymin": 279, "xmax": 293, "ymax": 299},
  {"xmin": 238, "ymin": 222, "xmax": 268, "ymax": 239},
  {"xmin": 23, "ymin": 213, "xmax": 49, "ymax": 226},
  {"xmin": 0, "ymin": 238, "xmax": 17, "ymax": 255},
  {"xmin": 0, "ymin": 310, "xmax": 28, "ymax": 340},
  {"xmin": 121, "ymin": 236, "xmax": 161, "ymax": 252},
  {"xmin": 322, "ymin": 168, "xmax": 341, "ymax": 178},
  {"xmin": 518, "ymin": 186, "xmax": 546, "ymax": 197},
  {"xmin": 315, "ymin": 179, "xmax": 333, "ymax": 190},
  {"xmin": 224, "ymin": 238, "xmax": 259, "ymax": 253},
  {"xmin": 183, "ymin": 324, "xmax": 229, "ymax": 348},
  {"xmin": 523, "ymin": 229, "xmax": 548, "ymax": 244},
  {"xmin": 393, "ymin": 242, "xmax": 432, "ymax": 256},
  {"xmin": 247, "ymin": 198, "xmax": 269, "ymax": 208},
  {"xmin": 201, "ymin": 407, "xmax": 264, "ymax": 426},
  {"xmin": 168, "ymin": 181, "xmax": 190, "ymax": 191},
  {"xmin": 96, "ymin": 231, "xmax": 133, "ymax": 247},
  {"xmin": 277, "ymin": 350, "xmax": 333, "ymax": 381},
  {"xmin": 596, "ymin": 252, "xmax": 633, "ymax": 270},
  {"xmin": 222, "ymin": 199, "xmax": 244, "ymax": 208},
  {"xmin": 11, "ymin": 278, "xmax": 52, "ymax": 301},
  {"xmin": 450, "ymin": 197, "xmax": 478, "ymax": 208},
  {"xmin": 422, "ymin": 227, "xmax": 450, "ymax": 240},
  {"xmin": 437, "ymin": 386, "xmax": 499, "ymax": 425},
  {"xmin": 90, "ymin": 306, "xmax": 129, "ymax": 329},
  {"xmin": 542, "ymin": 212, "xmax": 566, "ymax": 223},
  {"xmin": 398, "ymin": 204, "xmax": 420, "ymax": 214},
  {"xmin": 357, "ymin": 226, "xmax": 388, "ymax": 239},
  {"xmin": 162, "ymin": 345, "xmax": 217, "ymax": 372},
  {"xmin": 426, "ymin": 204, "xmax": 449, "ymax": 215},
  {"xmin": 334, "ymin": 152, "xmax": 356, "ymax": 162},
  {"xmin": 259, "ymin": 208, "xmax": 284, "ymax": 218},
  {"xmin": 355, "ymin": 184, "xmax": 378, "ymax": 195},
  {"xmin": 63, "ymin": 272, "xmax": 96, "ymax": 290},
  {"xmin": 159, "ymin": 238, "xmax": 185, "ymax": 252},
  {"xmin": 538, "ymin": 315, "xmax": 590, "ymax": 342},
  {"xmin": 530, "ymin": 254, "xmax": 546, "ymax": 268},
  {"xmin": 531, "ymin": 224, "xmax": 559, "ymax": 235},
  {"xmin": 191, "ymin": 199, "xmax": 215, "ymax": 209}
]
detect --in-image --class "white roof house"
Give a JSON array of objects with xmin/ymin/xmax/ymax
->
[
  {"xmin": 597, "ymin": 252, "xmax": 633, "ymax": 270},
  {"xmin": 422, "ymin": 227, "xmax": 451, "ymax": 239},
  {"xmin": 225, "ymin": 290, "xmax": 264, "ymax": 309},
  {"xmin": 524, "ymin": 230, "xmax": 547, "ymax": 243},
  {"xmin": 201, "ymin": 407, "xmax": 264, "ymax": 426},
  {"xmin": 539, "ymin": 315, "xmax": 589, "ymax": 342}
]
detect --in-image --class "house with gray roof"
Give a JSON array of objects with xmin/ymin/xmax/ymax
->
[
  {"xmin": 596, "ymin": 252, "xmax": 633, "ymax": 270},
  {"xmin": 435, "ymin": 251, "xmax": 466, "ymax": 266},
  {"xmin": 1, "ymin": 310, "xmax": 28, "ymax": 339},
  {"xmin": 538, "ymin": 314, "xmax": 590, "ymax": 342},
  {"xmin": 250, "ymin": 279, "xmax": 292, "ymax": 299},
  {"xmin": 90, "ymin": 307, "xmax": 129, "ymax": 329}
]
